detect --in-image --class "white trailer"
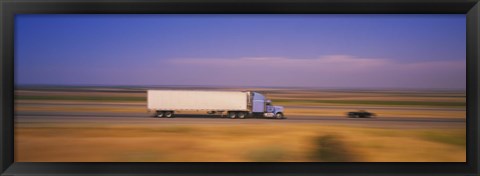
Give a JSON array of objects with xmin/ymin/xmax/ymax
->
[{"xmin": 147, "ymin": 90, "xmax": 285, "ymax": 119}]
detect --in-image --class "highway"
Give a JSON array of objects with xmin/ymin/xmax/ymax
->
[{"xmin": 15, "ymin": 111, "xmax": 465, "ymax": 129}]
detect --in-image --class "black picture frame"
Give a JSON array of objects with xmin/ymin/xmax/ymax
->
[{"xmin": 1, "ymin": 0, "xmax": 479, "ymax": 175}]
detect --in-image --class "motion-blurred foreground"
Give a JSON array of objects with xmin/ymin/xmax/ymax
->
[{"xmin": 14, "ymin": 86, "xmax": 466, "ymax": 162}]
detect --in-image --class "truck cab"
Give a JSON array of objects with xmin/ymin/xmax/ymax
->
[{"xmin": 251, "ymin": 92, "xmax": 285, "ymax": 119}]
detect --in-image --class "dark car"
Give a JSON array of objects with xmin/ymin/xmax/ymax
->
[{"xmin": 347, "ymin": 110, "xmax": 376, "ymax": 118}]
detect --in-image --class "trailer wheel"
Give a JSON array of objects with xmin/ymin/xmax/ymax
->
[
  {"xmin": 237, "ymin": 112, "xmax": 246, "ymax": 119},
  {"xmin": 228, "ymin": 112, "xmax": 237, "ymax": 119},
  {"xmin": 156, "ymin": 111, "xmax": 164, "ymax": 118},
  {"xmin": 164, "ymin": 111, "xmax": 174, "ymax": 118}
]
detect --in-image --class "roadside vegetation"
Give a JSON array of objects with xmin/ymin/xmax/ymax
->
[
  {"xmin": 16, "ymin": 95, "xmax": 145, "ymax": 102},
  {"xmin": 274, "ymin": 99, "xmax": 465, "ymax": 107},
  {"xmin": 15, "ymin": 123, "xmax": 466, "ymax": 162}
]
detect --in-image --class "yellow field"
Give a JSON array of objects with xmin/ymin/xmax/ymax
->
[{"xmin": 15, "ymin": 123, "xmax": 465, "ymax": 162}]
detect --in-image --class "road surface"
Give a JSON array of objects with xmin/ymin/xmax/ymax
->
[{"xmin": 15, "ymin": 111, "xmax": 465, "ymax": 129}]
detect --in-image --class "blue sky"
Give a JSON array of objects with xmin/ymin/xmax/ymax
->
[{"xmin": 15, "ymin": 14, "xmax": 466, "ymax": 89}]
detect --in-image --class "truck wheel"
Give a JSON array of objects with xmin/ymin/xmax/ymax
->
[
  {"xmin": 165, "ymin": 111, "xmax": 174, "ymax": 118},
  {"xmin": 237, "ymin": 112, "xmax": 246, "ymax": 119},
  {"xmin": 275, "ymin": 113, "xmax": 284, "ymax": 119},
  {"xmin": 156, "ymin": 111, "xmax": 164, "ymax": 118},
  {"xmin": 228, "ymin": 112, "xmax": 237, "ymax": 119}
]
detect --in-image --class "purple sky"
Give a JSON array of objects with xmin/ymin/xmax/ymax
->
[{"xmin": 15, "ymin": 14, "xmax": 466, "ymax": 89}]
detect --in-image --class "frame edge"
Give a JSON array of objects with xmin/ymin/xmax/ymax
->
[{"xmin": 466, "ymin": 1, "xmax": 480, "ymax": 175}]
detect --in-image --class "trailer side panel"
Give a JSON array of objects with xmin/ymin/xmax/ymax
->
[{"xmin": 147, "ymin": 90, "xmax": 248, "ymax": 111}]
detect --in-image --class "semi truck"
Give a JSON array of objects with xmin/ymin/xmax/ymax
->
[{"xmin": 147, "ymin": 90, "xmax": 285, "ymax": 119}]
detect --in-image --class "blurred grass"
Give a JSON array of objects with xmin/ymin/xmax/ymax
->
[
  {"xmin": 310, "ymin": 134, "xmax": 360, "ymax": 162},
  {"xmin": 15, "ymin": 124, "xmax": 466, "ymax": 162},
  {"xmin": 246, "ymin": 145, "xmax": 287, "ymax": 162},
  {"xmin": 154, "ymin": 126, "xmax": 195, "ymax": 133},
  {"xmin": 361, "ymin": 129, "xmax": 466, "ymax": 147},
  {"xmin": 113, "ymin": 150, "xmax": 164, "ymax": 162},
  {"xmin": 419, "ymin": 131, "xmax": 466, "ymax": 147},
  {"xmin": 274, "ymin": 99, "xmax": 465, "ymax": 107},
  {"xmin": 16, "ymin": 95, "xmax": 145, "ymax": 102}
]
